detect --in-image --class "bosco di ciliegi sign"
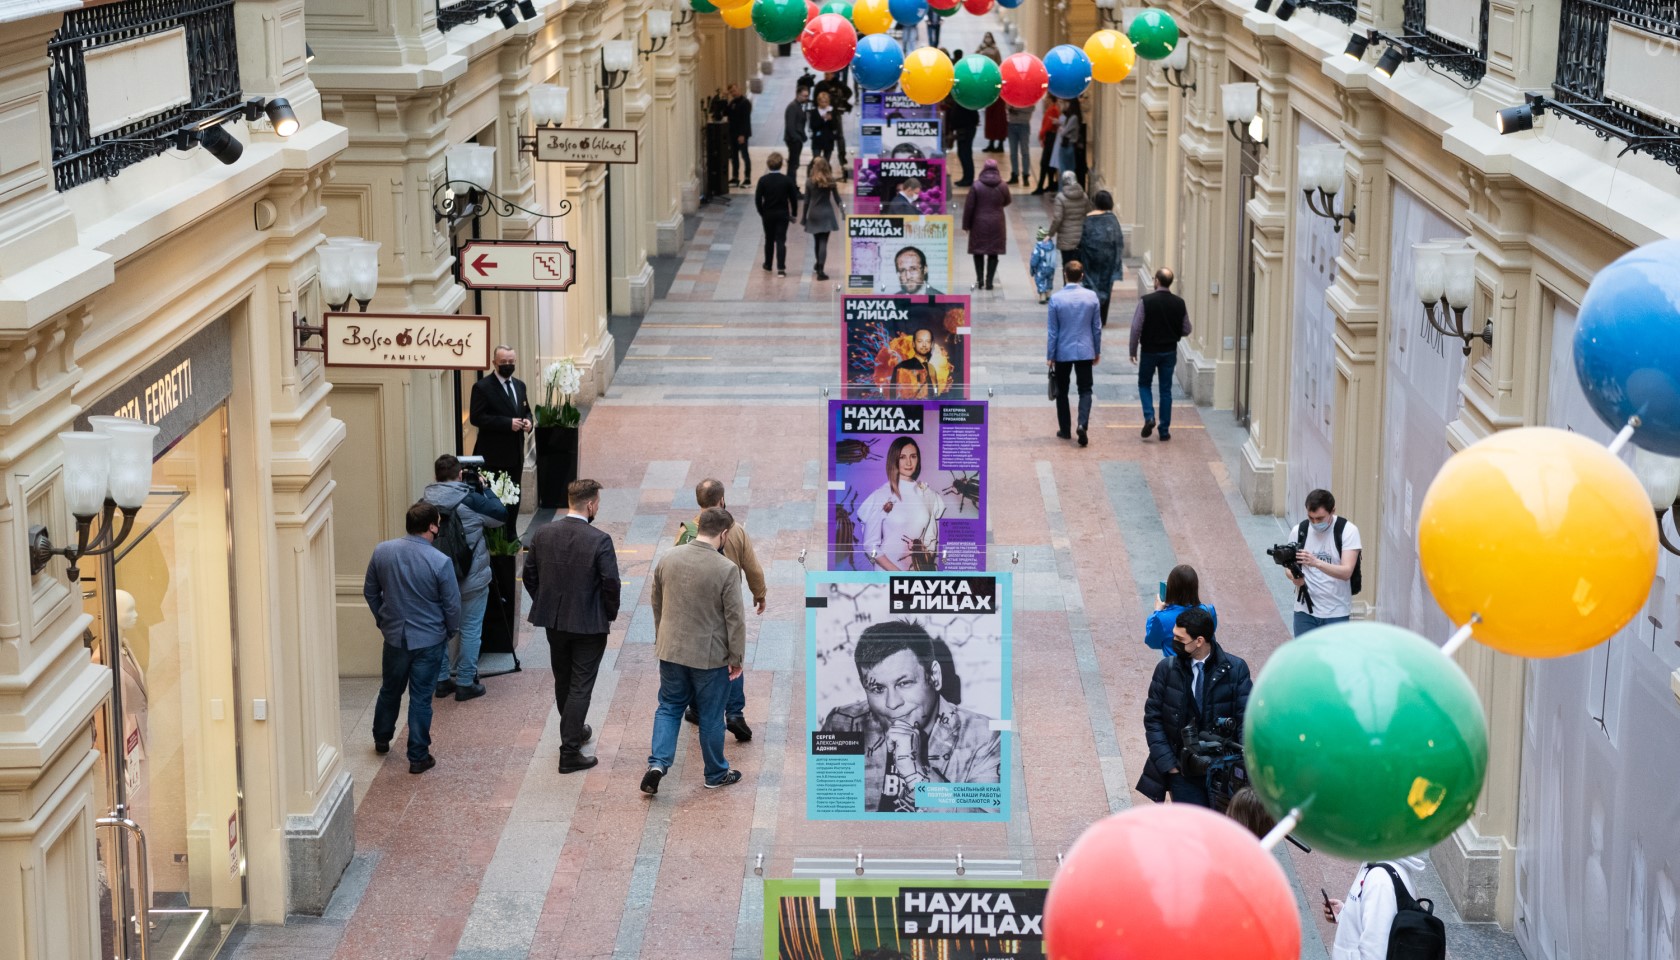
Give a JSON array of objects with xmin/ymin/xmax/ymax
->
[
  {"xmin": 533, "ymin": 128, "xmax": 639, "ymax": 165},
  {"xmin": 321, "ymin": 312, "xmax": 492, "ymax": 370}
]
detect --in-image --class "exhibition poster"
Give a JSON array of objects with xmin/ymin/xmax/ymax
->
[
  {"xmin": 859, "ymin": 91, "xmax": 942, "ymax": 125},
  {"xmin": 852, "ymin": 158, "xmax": 948, "ymax": 215},
  {"xmin": 846, "ymin": 216, "xmax": 953, "ymax": 296},
  {"xmin": 858, "ymin": 116, "xmax": 945, "ymax": 164},
  {"xmin": 841, "ymin": 295, "xmax": 971, "ymax": 401},
  {"xmin": 764, "ymin": 879, "xmax": 1048, "ymax": 959},
  {"xmin": 827, "ymin": 400, "xmax": 987, "ymax": 572},
  {"xmin": 804, "ymin": 569, "xmax": 1011, "ymax": 822}
]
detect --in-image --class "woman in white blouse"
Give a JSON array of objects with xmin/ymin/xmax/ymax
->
[{"xmin": 859, "ymin": 436, "xmax": 946, "ymax": 571}]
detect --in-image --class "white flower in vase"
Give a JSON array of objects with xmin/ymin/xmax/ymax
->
[{"xmin": 484, "ymin": 470, "xmax": 521, "ymax": 504}]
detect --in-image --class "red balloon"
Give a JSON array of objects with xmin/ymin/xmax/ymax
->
[
  {"xmin": 961, "ymin": 0, "xmax": 992, "ymax": 13},
  {"xmin": 928, "ymin": 0, "xmax": 960, "ymax": 9},
  {"xmin": 805, "ymin": 0, "xmax": 819, "ymax": 20},
  {"xmin": 800, "ymin": 13, "xmax": 859, "ymax": 73},
  {"xmin": 1045, "ymin": 806, "xmax": 1300, "ymax": 960},
  {"xmin": 998, "ymin": 52, "xmax": 1048, "ymax": 108}
]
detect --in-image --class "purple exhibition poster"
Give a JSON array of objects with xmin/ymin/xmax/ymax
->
[
  {"xmin": 828, "ymin": 399, "xmax": 987, "ymax": 573},
  {"xmin": 840, "ymin": 295, "xmax": 971, "ymax": 401},
  {"xmin": 852, "ymin": 158, "xmax": 948, "ymax": 215},
  {"xmin": 859, "ymin": 91, "xmax": 941, "ymax": 125}
]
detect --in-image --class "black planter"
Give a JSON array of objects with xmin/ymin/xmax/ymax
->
[
  {"xmin": 481, "ymin": 554, "xmax": 519, "ymax": 655},
  {"xmin": 534, "ymin": 425, "xmax": 580, "ymax": 510}
]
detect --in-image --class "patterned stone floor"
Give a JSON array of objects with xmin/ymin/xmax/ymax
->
[{"xmin": 226, "ymin": 13, "xmax": 1526, "ymax": 960}]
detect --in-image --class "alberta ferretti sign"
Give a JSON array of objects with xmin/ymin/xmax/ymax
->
[
  {"xmin": 78, "ymin": 313, "xmax": 233, "ymax": 459},
  {"xmin": 321, "ymin": 313, "xmax": 491, "ymax": 370},
  {"xmin": 533, "ymin": 128, "xmax": 640, "ymax": 165}
]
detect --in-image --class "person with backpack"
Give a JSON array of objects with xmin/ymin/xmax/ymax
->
[
  {"xmin": 423, "ymin": 455, "xmax": 508, "ymax": 702},
  {"xmin": 676, "ymin": 478, "xmax": 765, "ymax": 743},
  {"xmin": 1287, "ymin": 487, "xmax": 1364, "ymax": 636},
  {"xmin": 1326, "ymin": 856, "xmax": 1447, "ymax": 960}
]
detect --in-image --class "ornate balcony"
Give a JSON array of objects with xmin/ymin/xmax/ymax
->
[
  {"xmin": 1296, "ymin": 0, "xmax": 1357, "ymax": 25},
  {"xmin": 1401, "ymin": 0, "xmax": 1489, "ymax": 85},
  {"xmin": 1554, "ymin": 0, "xmax": 1680, "ymax": 169}
]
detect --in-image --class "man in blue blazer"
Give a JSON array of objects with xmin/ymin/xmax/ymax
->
[{"xmin": 1046, "ymin": 260, "xmax": 1103, "ymax": 447}]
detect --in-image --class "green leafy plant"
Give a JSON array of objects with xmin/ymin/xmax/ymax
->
[{"xmin": 535, "ymin": 358, "xmax": 582, "ymax": 428}]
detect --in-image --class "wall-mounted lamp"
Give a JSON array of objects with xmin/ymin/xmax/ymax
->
[
  {"xmin": 530, "ymin": 83, "xmax": 570, "ymax": 128},
  {"xmin": 151, "ymin": 96, "xmax": 300, "ymax": 166},
  {"xmin": 1342, "ymin": 30, "xmax": 1372, "ymax": 61},
  {"xmin": 1273, "ymin": 0, "xmax": 1296, "ymax": 19},
  {"xmin": 641, "ymin": 10, "xmax": 673, "ymax": 58},
  {"xmin": 433, "ymin": 142, "xmax": 572, "ymax": 228},
  {"xmin": 673, "ymin": 1, "xmax": 695, "ymax": 27},
  {"xmin": 1252, "ymin": 0, "xmax": 1273, "ymax": 11},
  {"xmin": 1412, "ymin": 239, "xmax": 1492, "ymax": 356},
  {"xmin": 1373, "ymin": 43, "xmax": 1410, "ymax": 78},
  {"xmin": 1298, "ymin": 142, "xmax": 1355, "ymax": 232},
  {"xmin": 28, "ymin": 419, "xmax": 161, "ymax": 582},
  {"xmin": 1494, "ymin": 92, "xmax": 1680, "ymax": 167},
  {"xmin": 1161, "ymin": 40, "xmax": 1193, "ymax": 95},
  {"xmin": 320, "ymin": 237, "xmax": 382, "ymax": 312},
  {"xmin": 599, "ymin": 40, "xmax": 634, "ymax": 91},
  {"xmin": 1632, "ymin": 447, "xmax": 1680, "ymax": 556},
  {"xmin": 1093, "ymin": 0, "xmax": 1122, "ymax": 28},
  {"xmin": 1222, "ymin": 82, "xmax": 1267, "ymax": 146}
]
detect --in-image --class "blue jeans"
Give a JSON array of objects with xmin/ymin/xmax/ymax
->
[
  {"xmin": 649, "ymin": 661, "xmax": 732, "ymax": 784},
  {"xmin": 728, "ymin": 674, "xmax": 746, "ymax": 721},
  {"xmin": 442, "ymin": 586, "xmax": 489, "ymax": 686},
  {"xmin": 1293, "ymin": 612, "xmax": 1350, "ymax": 637},
  {"xmin": 1167, "ymin": 771, "xmax": 1212, "ymax": 807},
  {"xmin": 373, "ymin": 641, "xmax": 446, "ymax": 764},
  {"xmin": 1138, "ymin": 350, "xmax": 1178, "ymax": 429},
  {"xmin": 1007, "ymin": 122, "xmax": 1031, "ymax": 180}
]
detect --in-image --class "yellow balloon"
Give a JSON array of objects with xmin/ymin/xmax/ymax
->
[
  {"xmin": 852, "ymin": 0, "xmax": 894, "ymax": 36},
  {"xmin": 1417, "ymin": 426, "xmax": 1659, "ymax": 658},
  {"xmin": 720, "ymin": 1, "xmax": 755, "ymax": 27},
  {"xmin": 1085, "ymin": 29, "xmax": 1137, "ymax": 84},
  {"xmin": 714, "ymin": 0, "xmax": 753, "ymax": 9},
  {"xmin": 899, "ymin": 46, "xmax": 954, "ymax": 105}
]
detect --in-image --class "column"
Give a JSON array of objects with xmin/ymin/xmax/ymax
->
[{"xmin": 1171, "ymin": 2, "xmax": 1232, "ymax": 406}]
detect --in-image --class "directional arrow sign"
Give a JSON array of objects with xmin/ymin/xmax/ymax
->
[{"xmin": 456, "ymin": 240, "xmax": 577, "ymax": 292}]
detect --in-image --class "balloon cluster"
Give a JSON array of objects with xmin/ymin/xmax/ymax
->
[
  {"xmin": 1046, "ymin": 239, "xmax": 1680, "ymax": 960},
  {"xmin": 696, "ymin": 0, "xmax": 1181, "ymax": 109}
]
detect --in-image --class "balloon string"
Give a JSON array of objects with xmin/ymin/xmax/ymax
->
[
  {"xmin": 1258, "ymin": 808, "xmax": 1301, "ymax": 853},
  {"xmin": 1607, "ymin": 416, "xmax": 1641, "ymax": 456},
  {"xmin": 1440, "ymin": 614, "xmax": 1480, "ymax": 658}
]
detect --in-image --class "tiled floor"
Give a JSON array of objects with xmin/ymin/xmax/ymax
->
[{"xmin": 225, "ymin": 13, "xmax": 1526, "ymax": 960}]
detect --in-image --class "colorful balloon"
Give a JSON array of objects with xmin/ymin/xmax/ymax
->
[
  {"xmin": 1574, "ymin": 238, "xmax": 1680, "ymax": 456},
  {"xmin": 951, "ymin": 54, "xmax": 1002, "ymax": 110},
  {"xmin": 806, "ymin": 0, "xmax": 820, "ymax": 20},
  {"xmin": 720, "ymin": 1, "xmax": 754, "ymax": 26},
  {"xmin": 928, "ymin": 0, "xmax": 959, "ymax": 9},
  {"xmin": 753, "ymin": 0, "xmax": 808, "ymax": 42},
  {"xmin": 932, "ymin": 3, "xmax": 958, "ymax": 15},
  {"xmin": 1128, "ymin": 7, "xmax": 1180, "ymax": 60},
  {"xmin": 800, "ymin": 14, "xmax": 858, "ymax": 72},
  {"xmin": 888, "ymin": 0, "xmax": 926, "ymax": 25},
  {"xmin": 818, "ymin": 0, "xmax": 854, "ymax": 21},
  {"xmin": 851, "ymin": 32, "xmax": 905, "ymax": 89},
  {"xmin": 1084, "ymin": 29, "xmax": 1137, "ymax": 83},
  {"xmin": 1244, "ymin": 623, "xmax": 1489, "ymax": 861},
  {"xmin": 851, "ymin": 0, "xmax": 893, "ymax": 34},
  {"xmin": 961, "ymin": 0, "xmax": 993, "ymax": 13},
  {"xmin": 998, "ymin": 52, "xmax": 1048, "ymax": 107},
  {"xmin": 1046, "ymin": 805, "xmax": 1300, "ymax": 960},
  {"xmin": 691, "ymin": 0, "xmax": 720, "ymax": 12},
  {"xmin": 994, "ymin": 0, "xmax": 1023, "ymax": 7},
  {"xmin": 899, "ymin": 46, "xmax": 954, "ymax": 105},
  {"xmin": 714, "ymin": 0, "xmax": 754, "ymax": 10},
  {"xmin": 1417, "ymin": 426, "xmax": 1659, "ymax": 657},
  {"xmin": 1043, "ymin": 44, "xmax": 1093, "ymax": 100}
]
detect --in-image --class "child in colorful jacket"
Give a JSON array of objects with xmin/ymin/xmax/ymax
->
[{"xmin": 1029, "ymin": 227, "xmax": 1059, "ymax": 303}]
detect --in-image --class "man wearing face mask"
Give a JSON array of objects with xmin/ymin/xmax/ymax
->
[
  {"xmin": 1135, "ymin": 607, "xmax": 1252, "ymax": 807},
  {"xmin": 523, "ymin": 479, "xmax": 619, "ymax": 773},
  {"xmin": 469, "ymin": 345, "xmax": 532, "ymax": 522},
  {"xmin": 1287, "ymin": 488, "xmax": 1363, "ymax": 637}
]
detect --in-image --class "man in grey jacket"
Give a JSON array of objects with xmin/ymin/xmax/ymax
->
[
  {"xmin": 641, "ymin": 507, "xmax": 746, "ymax": 795},
  {"xmin": 783, "ymin": 86, "xmax": 811, "ymax": 185},
  {"xmin": 423, "ymin": 454, "xmax": 507, "ymax": 702}
]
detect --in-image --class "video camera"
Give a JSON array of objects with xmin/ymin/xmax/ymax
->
[
  {"xmin": 1266, "ymin": 541, "xmax": 1303, "ymax": 578},
  {"xmin": 458, "ymin": 454, "xmax": 487, "ymax": 489},
  {"xmin": 1179, "ymin": 716, "xmax": 1248, "ymax": 811}
]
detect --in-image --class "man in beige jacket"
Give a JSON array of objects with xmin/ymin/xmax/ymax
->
[
  {"xmin": 643, "ymin": 507, "xmax": 747, "ymax": 795},
  {"xmin": 677, "ymin": 478, "xmax": 765, "ymax": 741}
]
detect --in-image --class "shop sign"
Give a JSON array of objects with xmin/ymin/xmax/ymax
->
[
  {"xmin": 321, "ymin": 313, "xmax": 492, "ymax": 371},
  {"xmin": 78, "ymin": 313, "xmax": 234, "ymax": 460},
  {"xmin": 457, "ymin": 240, "xmax": 577, "ymax": 291},
  {"xmin": 533, "ymin": 128, "xmax": 640, "ymax": 165}
]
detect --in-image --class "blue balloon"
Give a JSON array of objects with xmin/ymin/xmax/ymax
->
[
  {"xmin": 888, "ymin": 0, "xmax": 926, "ymax": 25},
  {"xmin": 1574, "ymin": 237, "xmax": 1680, "ymax": 456},
  {"xmin": 1044, "ymin": 44, "xmax": 1093, "ymax": 100},
  {"xmin": 995, "ymin": 0, "xmax": 1024, "ymax": 6},
  {"xmin": 852, "ymin": 33, "xmax": 906, "ymax": 90}
]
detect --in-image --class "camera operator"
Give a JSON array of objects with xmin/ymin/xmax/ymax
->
[
  {"xmin": 1135, "ymin": 607, "xmax": 1253, "ymax": 808},
  {"xmin": 1284, "ymin": 488, "xmax": 1363, "ymax": 637},
  {"xmin": 422, "ymin": 454, "xmax": 508, "ymax": 702}
]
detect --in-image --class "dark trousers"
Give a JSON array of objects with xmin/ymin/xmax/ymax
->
[
  {"xmin": 972, "ymin": 254, "xmax": 998, "ymax": 288},
  {"xmin": 1036, "ymin": 134, "xmax": 1057, "ymax": 191},
  {"xmin": 785, "ymin": 139, "xmax": 804, "ymax": 182},
  {"xmin": 953, "ymin": 130, "xmax": 975, "ymax": 184},
  {"xmin": 763, "ymin": 218, "xmax": 789, "ymax": 270},
  {"xmin": 813, "ymin": 232, "xmax": 831, "ymax": 274},
  {"xmin": 1137, "ymin": 349, "xmax": 1178, "ymax": 429},
  {"xmin": 730, "ymin": 139, "xmax": 751, "ymax": 182},
  {"xmin": 373, "ymin": 641, "xmax": 446, "ymax": 764},
  {"xmin": 546, "ymin": 629, "xmax": 608, "ymax": 758},
  {"xmin": 1059, "ymin": 249, "xmax": 1081, "ymax": 284},
  {"xmin": 1098, "ymin": 293, "xmax": 1112, "ymax": 327},
  {"xmin": 1053, "ymin": 359, "xmax": 1094, "ymax": 434},
  {"xmin": 1168, "ymin": 772, "xmax": 1213, "ymax": 807}
]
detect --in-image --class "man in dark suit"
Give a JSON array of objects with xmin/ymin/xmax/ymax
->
[
  {"xmin": 469, "ymin": 344, "xmax": 531, "ymax": 521},
  {"xmin": 523, "ymin": 478, "xmax": 620, "ymax": 773},
  {"xmin": 754, "ymin": 153, "xmax": 800, "ymax": 277}
]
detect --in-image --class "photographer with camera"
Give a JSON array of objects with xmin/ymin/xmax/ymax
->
[
  {"xmin": 422, "ymin": 454, "xmax": 508, "ymax": 702},
  {"xmin": 1135, "ymin": 607, "xmax": 1253, "ymax": 808},
  {"xmin": 1272, "ymin": 488, "xmax": 1363, "ymax": 637}
]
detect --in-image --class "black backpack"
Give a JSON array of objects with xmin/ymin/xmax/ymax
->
[
  {"xmin": 433, "ymin": 502, "xmax": 474, "ymax": 581},
  {"xmin": 1296, "ymin": 517, "xmax": 1362, "ymax": 595},
  {"xmin": 1370, "ymin": 863, "xmax": 1446, "ymax": 960}
]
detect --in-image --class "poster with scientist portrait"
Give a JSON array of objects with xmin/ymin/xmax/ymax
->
[
  {"xmin": 845, "ymin": 216, "xmax": 953, "ymax": 296},
  {"xmin": 841, "ymin": 295, "xmax": 971, "ymax": 401},
  {"xmin": 805, "ymin": 570, "xmax": 1013, "ymax": 822},
  {"xmin": 827, "ymin": 399, "xmax": 986, "ymax": 573}
]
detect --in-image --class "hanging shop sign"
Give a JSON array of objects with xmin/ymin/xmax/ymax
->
[
  {"xmin": 456, "ymin": 240, "xmax": 578, "ymax": 292},
  {"xmin": 321, "ymin": 313, "xmax": 492, "ymax": 370},
  {"xmin": 533, "ymin": 128, "xmax": 640, "ymax": 165},
  {"xmin": 78, "ymin": 312, "xmax": 234, "ymax": 459}
]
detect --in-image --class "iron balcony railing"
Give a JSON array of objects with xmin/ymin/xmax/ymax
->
[
  {"xmin": 1402, "ymin": 0, "xmax": 1490, "ymax": 85},
  {"xmin": 1554, "ymin": 0, "xmax": 1680, "ymax": 169},
  {"xmin": 1297, "ymin": 0, "xmax": 1357, "ymax": 25},
  {"xmin": 48, "ymin": 0, "xmax": 243, "ymax": 191}
]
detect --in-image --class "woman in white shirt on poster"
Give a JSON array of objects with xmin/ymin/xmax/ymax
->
[{"xmin": 859, "ymin": 436, "xmax": 945, "ymax": 571}]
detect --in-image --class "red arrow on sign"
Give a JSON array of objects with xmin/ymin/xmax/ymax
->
[{"xmin": 470, "ymin": 253, "xmax": 499, "ymax": 277}]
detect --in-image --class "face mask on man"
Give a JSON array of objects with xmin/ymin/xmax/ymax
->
[
  {"xmin": 497, "ymin": 363, "xmax": 516, "ymax": 378},
  {"xmin": 1171, "ymin": 638, "xmax": 1188, "ymax": 656},
  {"xmin": 1311, "ymin": 519, "xmax": 1332, "ymax": 533}
]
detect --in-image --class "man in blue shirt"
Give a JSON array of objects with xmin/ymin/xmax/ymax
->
[
  {"xmin": 365, "ymin": 501, "xmax": 462, "ymax": 774},
  {"xmin": 1046, "ymin": 260, "xmax": 1103, "ymax": 446}
]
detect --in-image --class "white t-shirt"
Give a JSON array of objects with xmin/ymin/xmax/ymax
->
[{"xmin": 1294, "ymin": 517, "xmax": 1361, "ymax": 618}]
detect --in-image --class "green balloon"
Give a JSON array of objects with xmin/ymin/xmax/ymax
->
[
  {"xmin": 819, "ymin": 0, "xmax": 853, "ymax": 22},
  {"xmin": 951, "ymin": 55, "xmax": 1002, "ymax": 110},
  {"xmin": 691, "ymin": 0, "xmax": 719, "ymax": 11},
  {"xmin": 933, "ymin": 3, "xmax": 958, "ymax": 16},
  {"xmin": 753, "ymin": 0, "xmax": 808, "ymax": 44},
  {"xmin": 1126, "ymin": 8, "xmax": 1179, "ymax": 61},
  {"xmin": 1243, "ymin": 623, "xmax": 1489, "ymax": 861}
]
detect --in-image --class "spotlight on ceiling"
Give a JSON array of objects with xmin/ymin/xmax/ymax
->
[
  {"xmin": 265, "ymin": 98, "xmax": 300, "ymax": 138},
  {"xmin": 1343, "ymin": 33, "xmax": 1370, "ymax": 60},
  {"xmin": 1254, "ymin": 0, "xmax": 1273, "ymax": 11},
  {"xmin": 517, "ymin": 0, "xmax": 537, "ymax": 18},
  {"xmin": 1275, "ymin": 0, "xmax": 1296, "ymax": 19},
  {"xmin": 1374, "ymin": 44, "xmax": 1407, "ymax": 78},
  {"xmin": 198, "ymin": 123, "xmax": 244, "ymax": 165},
  {"xmin": 1496, "ymin": 97, "xmax": 1546, "ymax": 135},
  {"xmin": 496, "ymin": 2, "xmax": 519, "ymax": 28}
]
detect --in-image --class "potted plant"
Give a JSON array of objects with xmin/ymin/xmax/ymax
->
[
  {"xmin": 481, "ymin": 469, "xmax": 524, "ymax": 658},
  {"xmin": 533, "ymin": 358, "xmax": 583, "ymax": 510}
]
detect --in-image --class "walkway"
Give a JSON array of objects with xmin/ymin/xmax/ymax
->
[{"xmin": 228, "ymin": 13, "xmax": 1523, "ymax": 959}]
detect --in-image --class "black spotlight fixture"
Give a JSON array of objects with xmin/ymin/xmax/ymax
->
[
  {"xmin": 1343, "ymin": 32, "xmax": 1370, "ymax": 60},
  {"xmin": 1496, "ymin": 94, "xmax": 1546, "ymax": 135},
  {"xmin": 1254, "ymin": 0, "xmax": 1273, "ymax": 11},
  {"xmin": 306, "ymin": 42, "xmax": 316, "ymax": 63},
  {"xmin": 265, "ymin": 98, "xmax": 300, "ymax": 137},
  {"xmin": 1275, "ymin": 0, "xmax": 1296, "ymax": 19},
  {"xmin": 1373, "ymin": 44, "xmax": 1408, "ymax": 78},
  {"xmin": 197, "ymin": 123, "xmax": 245, "ymax": 165},
  {"xmin": 517, "ymin": 0, "xmax": 536, "ymax": 18},
  {"xmin": 496, "ymin": 2, "xmax": 518, "ymax": 28}
]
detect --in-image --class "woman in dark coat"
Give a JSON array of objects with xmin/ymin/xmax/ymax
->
[
  {"xmin": 976, "ymin": 33, "xmax": 1008, "ymax": 151},
  {"xmin": 961, "ymin": 159, "xmax": 1012, "ymax": 290},
  {"xmin": 1077, "ymin": 189, "xmax": 1125, "ymax": 326},
  {"xmin": 801, "ymin": 158, "xmax": 845, "ymax": 282}
]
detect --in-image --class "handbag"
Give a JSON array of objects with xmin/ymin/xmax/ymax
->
[{"xmin": 1047, "ymin": 368, "xmax": 1057, "ymax": 401}]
